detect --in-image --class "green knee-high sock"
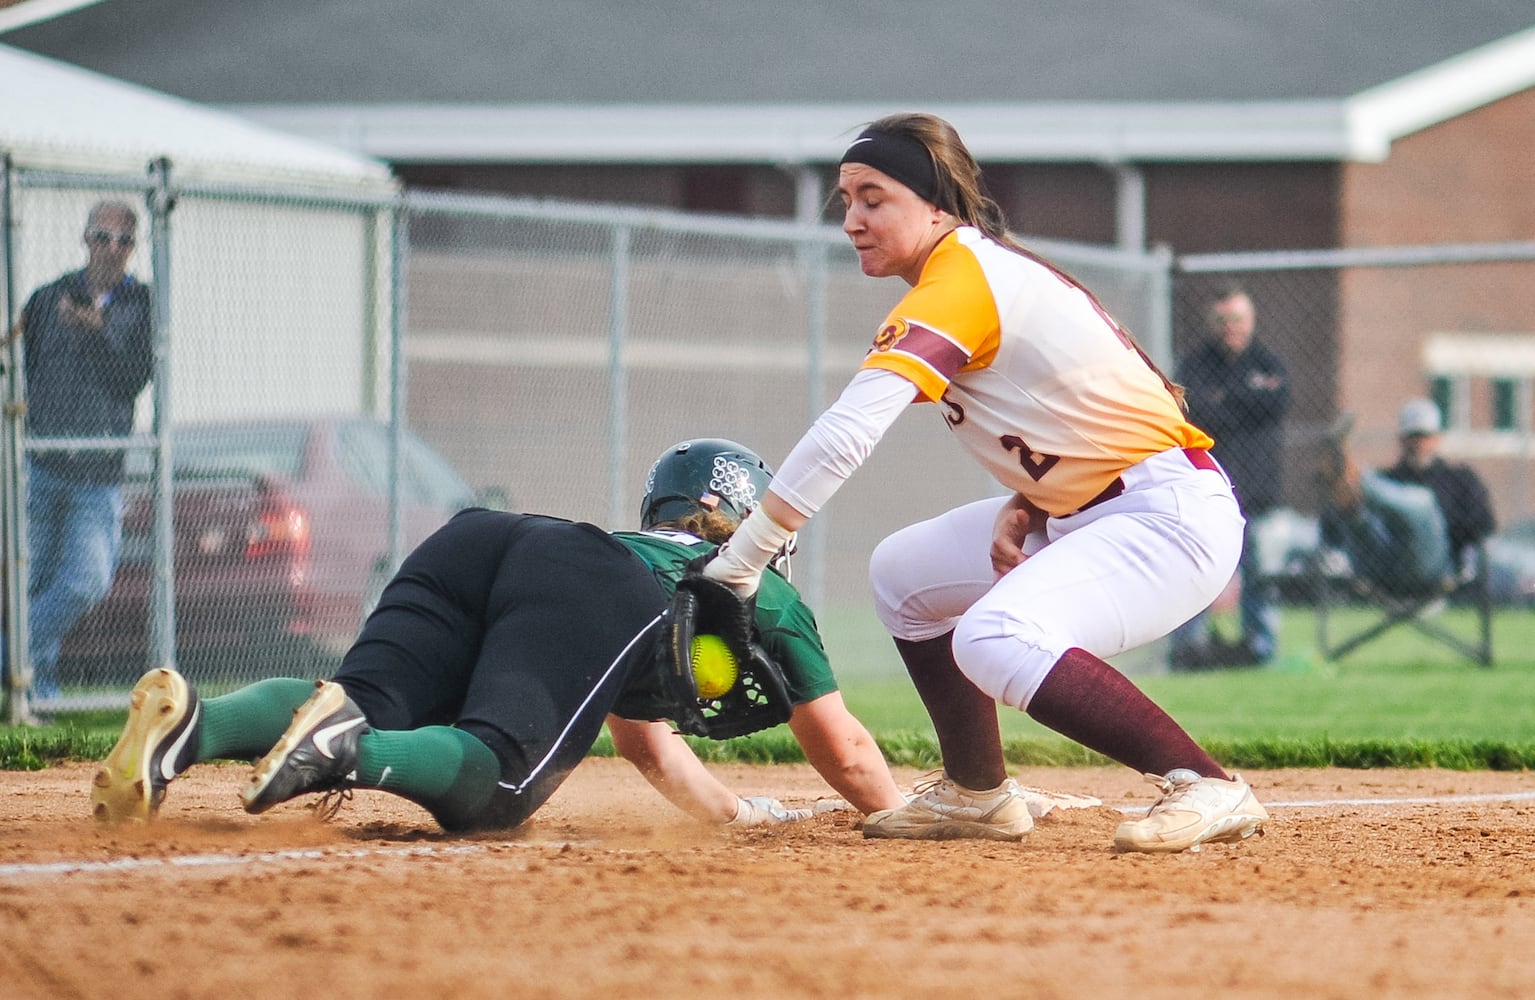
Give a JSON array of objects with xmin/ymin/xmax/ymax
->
[
  {"xmin": 197, "ymin": 677, "xmax": 319, "ymax": 762},
  {"xmin": 355, "ymin": 726, "xmax": 501, "ymax": 831}
]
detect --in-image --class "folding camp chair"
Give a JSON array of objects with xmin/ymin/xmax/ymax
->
[{"xmin": 1314, "ymin": 542, "xmax": 1493, "ymax": 666}]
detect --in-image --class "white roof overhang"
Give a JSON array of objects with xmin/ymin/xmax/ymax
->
[
  {"xmin": 1345, "ymin": 24, "xmax": 1535, "ymax": 160},
  {"xmin": 225, "ymin": 24, "xmax": 1535, "ymax": 169},
  {"xmin": 227, "ymin": 100, "xmax": 1360, "ymax": 166},
  {"xmin": 1, "ymin": 44, "xmax": 396, "ymax": 194}
]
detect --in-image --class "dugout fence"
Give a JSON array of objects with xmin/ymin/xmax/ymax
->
[{"xmin": 4, "ymin": 160, "xmax": 1534, "ymax": 721}]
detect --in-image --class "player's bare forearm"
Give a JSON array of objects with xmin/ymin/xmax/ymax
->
[
  {"xmin": 761, "ymin": 491, "xmax": 810, "ymax": 532},
  {"xmin": 788, "ymin": 694, "xmax": 906, "ymax": 814},
  {"xmin": 606, "ymin": 715, "xmax": 739, "ymax": 823}
]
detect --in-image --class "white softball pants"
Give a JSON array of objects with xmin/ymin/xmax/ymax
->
[{"xmin": 870, "ymin": 448, "xmax": 1245, "ymax": 711}]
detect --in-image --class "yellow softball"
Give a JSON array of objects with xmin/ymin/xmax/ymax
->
[{"xmin": 690, "ymin": 633, "xmax": 739, "ymax": 699}]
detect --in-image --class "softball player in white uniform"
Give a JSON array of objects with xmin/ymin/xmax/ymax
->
[
  {"xmin": 856, "ymin": 225, "xmax": 1241, "ymax": 707},
  {"xmin": 702, "ymin": 112, "xmax": 1269, "ymax": 853}
]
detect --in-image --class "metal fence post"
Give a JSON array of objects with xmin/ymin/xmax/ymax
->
[
  {"xmin": 145, "ymin": 158, "xmax": 177, "ymax": 671},
  {"xmin": 796, "ymin": 164, "xmax": 829, "ymax": 608},
  {"xmin": 1146, "ymin": 242, "xmax": 1175, "ymax": 369},
  {"xmin": 387, "ymin": 198, "xmax": 409, "ymax": 574},
  {"xmin": 1, "ymin": 153, "xmax": 31, "ymax": 722},
  {"xmin": 608, "ymin": 225, "xmax": 631, "ymax": 529}
]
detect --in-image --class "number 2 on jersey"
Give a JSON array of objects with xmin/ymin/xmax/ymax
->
[{"xmin": 1000, "ymin": 435, "xmax": 1060, "ymax": 481}]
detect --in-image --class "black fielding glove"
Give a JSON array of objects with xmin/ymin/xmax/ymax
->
[{"xmin": 655, "ymin": 553, "xmax": 791, "ymax": 739}]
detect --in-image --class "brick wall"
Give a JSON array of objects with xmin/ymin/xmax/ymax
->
[{"xmin": 1339, "ymin": 87, "xmax": 1535, "ymax": 522}]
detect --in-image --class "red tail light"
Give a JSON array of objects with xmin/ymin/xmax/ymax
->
[{"xmin": 246, "ymin": 502, "xmax": 311, "ymax": 559}]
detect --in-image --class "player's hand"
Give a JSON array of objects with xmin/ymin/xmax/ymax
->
[
  {"xmin": 990, "ymin": 493, "xmax": 1046, "ymax": 579},
  {"xmin": 729, "ymin": 796, "xmax": 813, "ymax": 826},
  {"xmin": 702, "ymin": 508, "xmax": 797, "ymax": 598},
  {"xmin": 700, "ymin": 543, "xmax": 764, "ymax": 597}
]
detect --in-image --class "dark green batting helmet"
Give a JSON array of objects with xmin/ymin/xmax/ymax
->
[{"xmin": 640, "ymin": 438, "xmax": 775, "ymax": 530}]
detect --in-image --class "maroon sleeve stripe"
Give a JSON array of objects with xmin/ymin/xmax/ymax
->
[{"xmin": 889, "ymin": 322, "xmax": 970, "ymax": 381}]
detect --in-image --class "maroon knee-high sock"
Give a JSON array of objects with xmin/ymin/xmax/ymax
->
[
  {"xmin": 1026, "ymin": 647, "xmax": 1229, "ymax": 780},
  {"xmin": 894, "ymin": 634, "xmax": 1007, "ymax": 789}
]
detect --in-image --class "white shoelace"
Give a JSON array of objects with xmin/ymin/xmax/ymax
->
[{"xmin": 1143, "ymin": 771, "xmax": 1203, "ymax": 812}]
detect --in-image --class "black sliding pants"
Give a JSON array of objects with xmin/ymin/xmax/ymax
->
[{"xmin": 334, "ymin": 508, "xmax": 667, "ymax": 829}]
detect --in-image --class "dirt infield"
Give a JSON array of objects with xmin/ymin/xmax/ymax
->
[{"xmin": 2, "ymin": 761, "xmax": 1533, "ymax": 999}]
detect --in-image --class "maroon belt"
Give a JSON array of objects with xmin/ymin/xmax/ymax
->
[
  {"xmin": 1073, "ymin": 448, "xmax": 1218, "ymax": 514},
  {"xmin": 1076, "ymin": 476, "xmax": 1126, "ymax": 513},
  {"xmin": 1182, "ymin": 447, "xmax": 1219, "ymax": 473}
]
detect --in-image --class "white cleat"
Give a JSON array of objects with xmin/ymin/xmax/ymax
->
[
  {"xmin": 862, "ymin": 773, "xmax": 1034, "ymax": 841},
  {"xmin": 1114, "ymin": 769, "xmax": 1268, "ymax": 853}
]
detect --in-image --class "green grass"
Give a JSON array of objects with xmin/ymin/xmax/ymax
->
[
  {"xmin": 7, "ymin": 604, "xmax": 1535, "ymax": 771},
  {"xmin": 0, "ymin": 720, "xmax": 119, "ymax": 771},
  {"xmin": 815, "ymin": 602, "xmax": 1535, "ymax": 770}
]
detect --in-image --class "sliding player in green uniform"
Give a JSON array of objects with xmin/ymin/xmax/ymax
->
[{"xmin": 91, "ymin": 439, "xmax": 906, "ymax": 832}]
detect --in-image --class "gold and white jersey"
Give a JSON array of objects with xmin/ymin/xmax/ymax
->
[{"xmin": 860, "ymin": 226, "xmax": 1211, "ymax": 516}]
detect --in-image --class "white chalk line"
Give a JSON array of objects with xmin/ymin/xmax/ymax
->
[
  {"xmin": 4, "ymin": 789, "xmax": 1532, "ymax": 882},
  {"xmin": 1113, "ymin": 788, "xmax": 1535, "ymax": 817},
  {"xmin": 0, "ymin": 838, "xmax": 591, "ymax": 883},
  {"xmin": 1261, "ymin": 789, "xmax": 1535, "ymax": 810}
]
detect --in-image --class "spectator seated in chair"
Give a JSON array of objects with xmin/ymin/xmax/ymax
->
[{"xmin": 1319, "ymin": 399, "xmax": 1495, "ymax": 602}]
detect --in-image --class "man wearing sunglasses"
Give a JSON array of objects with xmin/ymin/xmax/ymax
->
[{"xmin": 11, "ymin": 200, "xmax": 153, "ymax": 708}]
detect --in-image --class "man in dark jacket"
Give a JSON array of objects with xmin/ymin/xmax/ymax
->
[
  {"xmin": 16, "ymin": 201, "xmax": 154, "ymax": 704},
  {"xmin": 1171, "ymin": 286, "xmax": 1291, "ymax": 668}
]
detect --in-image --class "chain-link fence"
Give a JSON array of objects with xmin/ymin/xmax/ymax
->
[
  {"xmin": 1176, "ymin": 245, "xmax": 1535, "ymax": 523},
  {"xmin": 5, "ymin": 161, "xmax": 1534, "ymax": 720},
  {"xmin": 2, "ymin": 161, "xmax": 403, "ymax": 718},
  {"xmin": 398, "ymin": 192, "xmax": 1177, "ymax": 682},
  {"xmin": 1171, "ymin": 244, "xmax": 1535, "ymax": 668},
  {"xmin": 1, "ymin": 166, "xmax": 1169, "ymax": 720},
  {"xmin": 400, "ymin": 191, "xmax": 1172, "ymax": 609}
]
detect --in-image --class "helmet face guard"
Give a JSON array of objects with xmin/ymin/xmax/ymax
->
[{"xmin": 639, "ymin": 438, "xmax": 796, "ymax": 578}]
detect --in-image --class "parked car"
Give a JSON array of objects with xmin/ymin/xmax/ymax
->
[{"xmin": 58, "ymin": 417, "xmax": 501, "ymax": 684}]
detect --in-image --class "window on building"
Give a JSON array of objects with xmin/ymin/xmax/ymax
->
[
  {"xmin": 1430, "ymin": 376, "xmax": 1454, "ymax": 428},
  {"xmin": 1492, "ymin": 377, "xmax": 1521, "ymax": 431}
]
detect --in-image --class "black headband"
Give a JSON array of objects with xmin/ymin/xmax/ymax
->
[{"xmin": 840, "ymin": 128, "xmax": 947, "ymax": 210}]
